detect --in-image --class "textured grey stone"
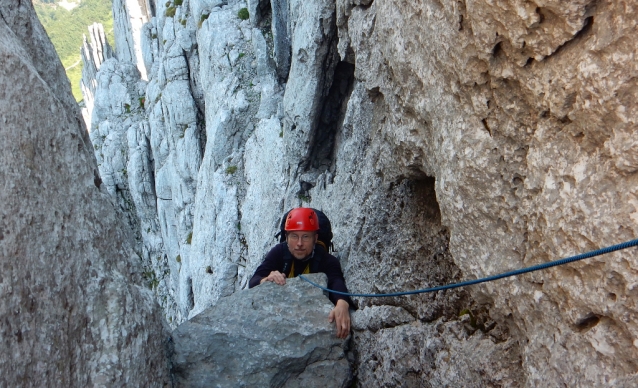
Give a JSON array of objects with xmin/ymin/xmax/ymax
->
[
  {"xmin": 335, "ymin": 1, "xmax": 638, "ymax": 385},
  {"xmin": 351, "ymin": 305, "xmax": 415, "ymax": 332},
  {"xmin": 271, "ymin": 0, "xmax": 291, "ymax": 80},
  {"xmin": 171, "ymin": 274, "xmax": 352, "ymax": 387},
  {"xmin": 0, "ymin": 1, "xmax": 170, "ymax": 385},
  {"xmin": 282, "ymin": 0, "xmax": 338, "ymax": 168},
  {"xmin": 353, "ymin": 320, "xmax": 523, "ymax": 387}
]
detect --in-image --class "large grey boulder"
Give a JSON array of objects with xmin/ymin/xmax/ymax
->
[{"xmin": 171, "ymin": 274, "xmax": 352, "ymax": 387}]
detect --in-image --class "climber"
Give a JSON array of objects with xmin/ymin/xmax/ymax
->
[{"xmin": 249, "ymin": 208, "xmax": 353, "ymax": 339}]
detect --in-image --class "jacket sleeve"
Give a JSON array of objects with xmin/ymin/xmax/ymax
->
[
  {"xmin": 249, "ymin": 244, "xmax": 285, "ymax": 288},
  {"xmin": 322, "ymin": 255, "xmax": 355, "ymax": 308}
]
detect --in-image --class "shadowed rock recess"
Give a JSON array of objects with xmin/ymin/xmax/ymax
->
[{"xmin": 62, "ymin": 0, "xmax": 638, "ymax": 385}]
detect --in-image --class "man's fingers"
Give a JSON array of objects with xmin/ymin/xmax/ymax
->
[
  {"xmin": 338, "ymin": 322, "xmax": 348, "ymax": 338},
  {"xmin": 274, "ymin": 272, "xmax": 286, "ymax": 285},
  {"xmin": 265, "ymin": 271, "xmax": 286, "ymax": 285},
  {"xmin": 340, "ymin": 319, "xmax": 349, "ymax": 338},
  {"xmin": 333, "ymin": 311, "xmax": 347, "ymax": 338},
  {"xmin": 332, "ymin": 305, "xmax": 351, "ymax": 339}
]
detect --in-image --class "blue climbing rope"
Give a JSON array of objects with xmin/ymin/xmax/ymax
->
[{"xmin": 299, "ymin": 238, "xmax": 638, "ymax": 298}]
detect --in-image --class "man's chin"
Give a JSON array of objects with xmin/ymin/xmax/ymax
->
[{"xmin": 292, "ymin": 252, "xmax": 308, "ymax": 260}]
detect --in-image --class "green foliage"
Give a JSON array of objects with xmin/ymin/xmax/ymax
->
[
  {"xmin": 176, "ymin": 255, "xmax": 181, "ymax": 263},
  {"xmin": 186, "ymin": 232, "xmax": 193, "ymax": 244},
  {"xmin": 237, "ymin": 222, "xmax": 241, "ymax": 231},
  {"xmin": 297, "ymin": 194, "xmax": 311, "ymax": 203},
  {"xmin": 225, "ymin": 165, "xmax": 238, "ymax": 175},
  {"xmin": 124, "ymin": 103, "xmax": 131, "ymax": 113},
  {"xmin": 238, "ymin": 52, "xmax": 245, "ymax": 59},
  {"xmin": 34, "ymin": 0, "xmax": 115, "ymax": 102},
  {"xmin": 180, "ymin": 18, "xmax": 186, "ymax": 26},
  {"xmin": 173, "ymin": 0, "xmax": 183, "ymax": 5},
  {"xmin": 237, "ymin": 7, "xmax": 249, "ymax": 20},
  {"xmin": 165, "ymin": 6, "xmax": 176, "ymax": 17},
  {"xmin": 178, "ymin": 124, "xmax": 188, "ymax": 138},
  {"xmin": 143, "ymin": 270, "xmax": 159, "ymax": 289},
  {"xmin": 459, "ymin": 308, "xmax": 477, "ymax": 327},
  {"xmin": 198, "ymin": 13, "xmax": 209, "ymax": 28},
  {"xmin": 279, "ymin": 130, "xmax": 283, "ymax": 138},
  {"xmin": 139, "ymin": 96, "xmax": 145, "ymax": 107}
]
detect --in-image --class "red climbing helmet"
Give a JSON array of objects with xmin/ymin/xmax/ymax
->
[{"xmin": 284, "ymin": 208, "xmax": 320, "ymax": 231}]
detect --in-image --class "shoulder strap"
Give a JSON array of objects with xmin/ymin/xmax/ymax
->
[
  {"xmin": 310, "ymin": 246, "xmax": 324, "ymax": 273},
  {"xmin": 281, "ymin": 243, "xmax": 293, "ymax": 277}
]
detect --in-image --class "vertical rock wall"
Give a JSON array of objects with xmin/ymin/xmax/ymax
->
[
  {"xmin": 81, "ymin": 22, "xmax": 114, "ymax": 127},
  {"xmin": 0, "ymin": 0, "xmax": 170, "ymax": 385},
  {"xmin": 113, "ymin": 0, "xmax": 152, "ymax": 79},
  {"xmin": 85, "ymin": 0, "xmax": 638, "ymax": 385},
  {"xmin": 336, "ymin": 0, "xmax": 638, "ymax": 385}
]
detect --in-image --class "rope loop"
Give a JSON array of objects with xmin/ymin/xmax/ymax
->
[{"xmin": 299, "ymin": 238, "xmax": 638, "ymax": 298}]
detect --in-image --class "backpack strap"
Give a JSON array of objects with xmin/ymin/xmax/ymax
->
[
  {"xmin": 315, "ymin": 240, "xmax": 328, "ymax": 252},
  {"xmin": 281, "ymin": 243, "xmax": 293, "ymax": 277},
  {"xmin": 310, "ymin": 245, "xmax": 324, "ymax": 273}
]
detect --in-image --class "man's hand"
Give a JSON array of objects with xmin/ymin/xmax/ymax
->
[
  {"xmin": 328, "ymin": 299, "xmax": 350, "ymax": 339},
  {"xmin": 259, "ymin": 271, "xmax": 286, "ymax": 285}
]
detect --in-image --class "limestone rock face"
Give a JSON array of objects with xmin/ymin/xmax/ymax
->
[
  {"xmin": 335, "ymin": 0, "xmax": 638, "ymax": 385},
  {"xmin": 171, "ymin": 274, "xmax": 352, "ymax": 387},
  {"xmin": 113, "ymin": 0, "xmax": 152, "ymax": 79},
  {"xmin": 353, "ymin": 318, "xmax": 523, "ymax": 387},
  {"xmin": 86, "ymin": 0, "xmax": 638, "ymax": 385},
  {"xmin": 0, "ymin": 0, "xmax": 170, "ymax": 386},
  {"xmin": 80, "ymin": 22, "xmax": 114, "ymax": 125}
]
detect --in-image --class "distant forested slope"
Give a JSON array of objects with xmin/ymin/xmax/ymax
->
[{"xmin": 34, "ymin": 0, "xmax": 115, "ymax": 102}]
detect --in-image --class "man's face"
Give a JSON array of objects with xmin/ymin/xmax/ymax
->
[{"xmin": 286, "ymin": 231, "xmax": 318, "ymax": 259}]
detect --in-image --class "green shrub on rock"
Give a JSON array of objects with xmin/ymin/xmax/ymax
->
[{"xmin": 237, "ymin": 8, "xmax": 249, "ymax": 20}]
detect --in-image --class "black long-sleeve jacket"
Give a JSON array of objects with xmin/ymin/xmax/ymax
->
[{"xmin": 249, "ymin": 243, "xmax": 354, "ymax": 307}]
